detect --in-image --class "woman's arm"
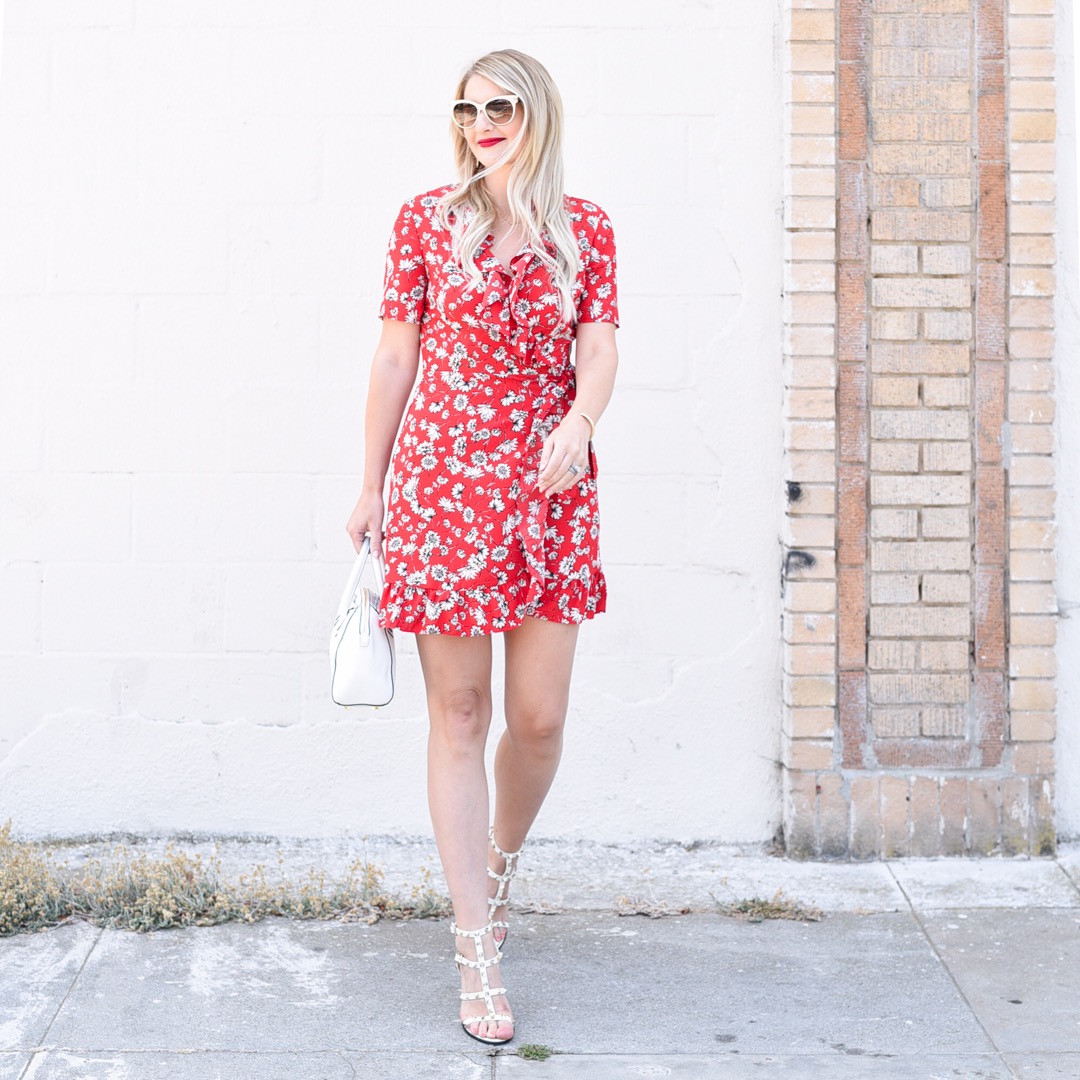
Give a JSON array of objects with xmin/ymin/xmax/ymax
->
[
  {"xmin": 537, "ymin": 321, "xmax": 619, "ymax": 497},
  {"xmin": 345, "ymin": 319, "xmax": 421, "ymax": 555}
]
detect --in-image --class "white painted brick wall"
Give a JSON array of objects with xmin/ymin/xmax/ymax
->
[{"xmin": 0, "ymin": 1, "xmax": 784, "ymax": 842}]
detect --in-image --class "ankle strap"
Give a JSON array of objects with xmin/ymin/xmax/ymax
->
[
  {"xmin": 451, "ymin": 921, "xmax": 502, "ymax": 973},
  {"xmin": 489, "ymin": 826, "xmax": 525, "ymax": 861},
  {"xmin": 450, "ymin": 921, "xmax": 493, "ymax": 940}
]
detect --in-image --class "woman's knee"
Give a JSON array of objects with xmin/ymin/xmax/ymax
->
[
  {"xmin": 430, "ymin": 685, "xmax": 492, "ymax": 749},
  {"xmin": 506, "ymin": 708, "xmax": 566, "ymax": 755}
]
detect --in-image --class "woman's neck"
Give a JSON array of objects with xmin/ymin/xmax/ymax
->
[{"xmin": 482, "ymin": 170, "xmax": 510, "ymax": 217}]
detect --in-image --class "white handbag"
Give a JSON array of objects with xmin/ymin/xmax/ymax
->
[{"xmin": 329, "ymin": 538, "xmax": 396, "ymax": 707}]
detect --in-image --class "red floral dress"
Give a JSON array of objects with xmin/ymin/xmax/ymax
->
[{"xmin": 376, "ymin": 183, "xmax": 619, "ymax": 636}]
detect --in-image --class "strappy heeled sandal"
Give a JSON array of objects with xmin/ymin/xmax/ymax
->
[
  {"xmin": 452, "ymin": 921, "xmax": 514, "ymax": 1045},
  {"xmin": 487, "ymin": 826, "xmax": 526, "ymax": 952}
]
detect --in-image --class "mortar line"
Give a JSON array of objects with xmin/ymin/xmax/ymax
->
[{"xmin": 884, "ymin": 861, "xmax": 1015, "ymax": 1075}]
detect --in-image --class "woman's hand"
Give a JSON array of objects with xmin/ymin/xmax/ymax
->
[
  {"xmin": 345, "ymin": 490, "xmax": 386, "ymax": 557},
  {"xmin": 537, "ymin": 413, "xmax": 591, "ymax": 498}
]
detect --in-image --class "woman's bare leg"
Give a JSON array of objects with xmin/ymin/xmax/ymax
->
[
  {"xmin": 415, "ymin": 631, "xmax": 511, "ymax": 1042},
  {"xmin": 489, "ymin": 616, "xmax": 580, "ymax": 934}
]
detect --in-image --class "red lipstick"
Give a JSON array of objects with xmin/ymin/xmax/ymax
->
[{"xmin": 478, "ymin": 138, "xmax": 504, "ymax": 147}]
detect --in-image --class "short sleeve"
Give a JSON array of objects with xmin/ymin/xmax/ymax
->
[
  {"xmin": 378, "ymin": 199, "xmax": 428, "ymax": 323},
  {"xmin": 575, "ymin": 207, "xmax": 619, "ymax": 327}
]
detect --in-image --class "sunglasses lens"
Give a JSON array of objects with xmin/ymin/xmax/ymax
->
[
  {"xmin": 487, "ymin": 98, "xmax": 515, "ymax": 125},
  {"xmin": 452, "ymin": 102, "xmax": 478, "ymax": 127}
]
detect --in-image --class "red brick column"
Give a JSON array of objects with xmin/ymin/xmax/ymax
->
[{"xmin": 781, "ymin": 0, "xmax": 1057, "ymax": 857}]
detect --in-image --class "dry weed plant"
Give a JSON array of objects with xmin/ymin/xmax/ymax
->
[
  {"xmin": 0, "ymin": 820, "xmax": 449, "ymax": 937},
  {"xmin": 0, "ymin": 821, "xmax": 70, "ymax": 936},
  {"xmin": 613, "ymin": 895, "xmax": 692, "ymax": 918},
  {"xmin": 711, "ymin": 885, "xmax": 823, "ymax": 922}
]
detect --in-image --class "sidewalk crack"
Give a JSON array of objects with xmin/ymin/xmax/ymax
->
[
  {"xmin": 1054, "ymin": 857, "xmax": 1080, "ymax": 901},
  {"xmin": 884, "ymin": 862, "xmax": 1012, "ymax": 1074},
  {"xmin": 17, "ymin": 1050, "xmax": 39, "ymax": 1080},
  {"xmin": 18, "ymin": 922, "xmax": 104, "ymax": 1078}
]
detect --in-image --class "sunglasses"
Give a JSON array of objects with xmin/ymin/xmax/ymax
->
[{"xmin": 450, "ymin": 95, "xmax": 521, "ymax": 129}]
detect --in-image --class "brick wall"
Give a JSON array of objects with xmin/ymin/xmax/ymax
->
[{"xmin": 783, "ymin": 0, "xmax": 1058, "ymax": 856}]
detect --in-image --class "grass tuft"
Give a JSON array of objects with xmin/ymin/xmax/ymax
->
[
  {"xmin": 711, "ymin": 886, "xmax": 823, "ymax": 923},
  {"xmin": 517, "ymin": 1043, "xmax": 554, "ymax": 1060},
  {"xmin": 0, "ymin": 819, "xmax": 450, "ymax": 937}
]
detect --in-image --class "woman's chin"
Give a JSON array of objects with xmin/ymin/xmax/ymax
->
[{"xmin": 474, "ymin": 148, "xmax": 514, "ymax": 170}]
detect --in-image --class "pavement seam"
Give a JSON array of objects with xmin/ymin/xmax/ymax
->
[
  {"xmin": 15, "ymin": 1051, "xmax": 36, "ymax": 1080},
  {"xmin": 1056, "ymin": 857, "xmax": 1080, "ymax": 901},
  {"xmin": 884, "ymin": 861, "xmax": 1017, "ymax": 1078},
  {"xmin": 18, "ymin": 923, "xmax": 105, "ymax": 1079}
]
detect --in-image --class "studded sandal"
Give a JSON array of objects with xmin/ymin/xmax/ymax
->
[
  {"xmin": 452, "ymin": 921, "xmax": 514, "ymax": 1045},
  {"xmin": 487, "ymin": 826, "xmax": 526, "ymax": 951}
]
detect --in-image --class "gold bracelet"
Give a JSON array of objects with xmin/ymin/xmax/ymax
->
[{"xmin": 576, "ymin": 412, "xmax": 596, "ymax": 440}]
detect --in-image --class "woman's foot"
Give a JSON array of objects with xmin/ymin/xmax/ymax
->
[
  {"xmin": 453, "ymin": 922, "xmax": 514, "ymax": 1045},
  {"xmin": 486, "ymin": 827, "xmax": 525, "ymax": 950}
]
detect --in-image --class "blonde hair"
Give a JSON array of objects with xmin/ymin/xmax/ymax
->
[{"xmin": 437, "ymin": 49, "xmax": 579, "ymax": 326}]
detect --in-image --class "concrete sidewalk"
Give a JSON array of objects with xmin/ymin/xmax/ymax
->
[{"xmin": 3, "ymin": 837, "xmax": 1080, "ymax": 1079}]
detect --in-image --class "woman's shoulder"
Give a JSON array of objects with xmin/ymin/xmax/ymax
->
[
  {"xmin": 564, "ymin": 193, "xmax": 609, "ymax": 213},
  {"xmin": 398, "ymin": 182, "xmax": 457, "ymax": 215},
  {"xmin": 406, "ymin": 181, "xmax": 455, "ymax": 204},
  {"xmin": 563, "ymin": 195, "xmax": 616, "ymax": 241}
]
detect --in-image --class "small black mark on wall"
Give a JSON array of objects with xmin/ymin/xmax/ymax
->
[
  {"xmin": 784, "ymin": 550, "xmax": 817, "ymax": 577},
  {"xmin": 787, "ymin": 481, "xmax": 803, "ymax": 503}
]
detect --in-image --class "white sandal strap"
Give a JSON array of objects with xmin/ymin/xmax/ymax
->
[
  {"xmin": 452, "ymin": 924, "xmax": 500, "ymax": 947},
  {"xmin": 451, "ymin": 922, "xmax": 494, "ymax": 942},
  {"xmin": 454, "ymin": 952, "xmax": 501, "ymax": 970},
  {"xmin": 459, "ymin": 988, "xmax": 508, "ymax": 1001},
  {"xmin": 487, "ymin": 827, "xmax": 525, "ymax": 915},
  {"xmin": 452, "ymin": 920, "xmax": 511, "ymax": 1024},
  {"xmin": 488, "ymin": 826, "xmax": 525, "ymax": 864}
]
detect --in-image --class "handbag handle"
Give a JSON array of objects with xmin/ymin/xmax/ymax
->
[{"xmin": 334, "ymin": 536, "xmax": 385, "ymax": 625}]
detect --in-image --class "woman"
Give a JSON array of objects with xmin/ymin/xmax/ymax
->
[{"xmin": 345, "ymin": 48, "xmax": 619, "ymax": 1045}]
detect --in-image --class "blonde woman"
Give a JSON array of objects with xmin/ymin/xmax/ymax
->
[{"xmin": 345, "ymin": 48, "xmax": 619, "ymax": 1045}]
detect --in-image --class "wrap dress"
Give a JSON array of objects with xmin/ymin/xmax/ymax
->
[{"xmin": 376, "ymin": 184, "xmax": 619, "ymax": 636}]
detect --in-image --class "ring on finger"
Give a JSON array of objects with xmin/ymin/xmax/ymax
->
[{"xmin": 568, "ymin": 463, "xmax": 582, "ymax": 476}]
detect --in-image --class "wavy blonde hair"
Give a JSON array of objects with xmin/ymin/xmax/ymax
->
[{"xmin": 436, "ymin": 49, "xmax": 579, "ymax": 326}]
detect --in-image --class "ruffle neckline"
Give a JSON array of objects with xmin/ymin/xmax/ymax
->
[{"xmin": 476, "ymin": 226, "xmax": 557, "ymax": 359}]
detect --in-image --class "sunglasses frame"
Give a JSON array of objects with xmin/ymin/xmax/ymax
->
[{"xmin": 449, "ymin": 94, "xmax": 522, "ymax": 129}]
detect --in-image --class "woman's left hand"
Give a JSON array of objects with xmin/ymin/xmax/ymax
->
[{"xmin": 537, "ymin": 414, "xmax": 590, "ymax": 497}]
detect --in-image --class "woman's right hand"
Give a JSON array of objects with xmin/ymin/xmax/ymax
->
[{"xmin": 345, "ymin": 490, "xmax": 385, "ymax": 558}]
